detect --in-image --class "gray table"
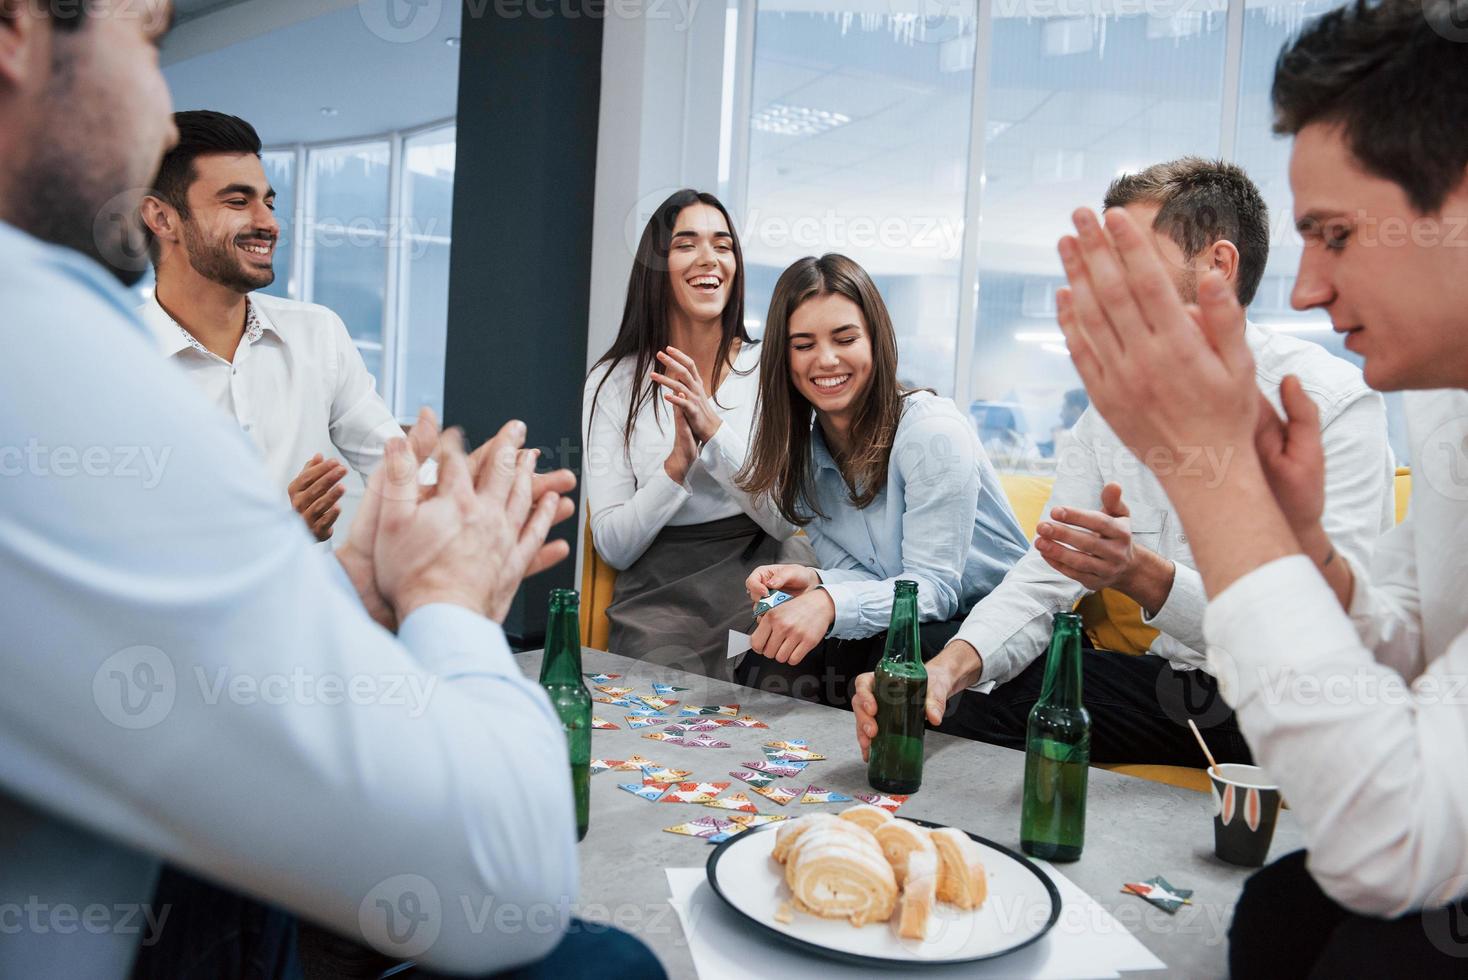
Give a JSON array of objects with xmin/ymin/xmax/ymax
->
[{"xmin": 517, "ymin": 648, "xmax": 1301, "ymax": 979}]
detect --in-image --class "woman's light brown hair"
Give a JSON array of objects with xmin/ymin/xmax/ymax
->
[{"xmin": 737, "ymin": 253, "xmax": 924, "ymax": 526}]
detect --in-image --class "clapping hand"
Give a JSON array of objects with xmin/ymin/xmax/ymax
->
[{"xmin": 652, "ymin": 346, "xmax": 724, "ymax": 444}]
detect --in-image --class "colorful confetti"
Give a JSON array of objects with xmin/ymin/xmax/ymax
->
[
  {"xmin": 799, "ymin": 786, "xmax": 853, "ymax": 805},
  {"xmin": 1122, "ymin": 877, "xmax": 1194, "ymax": 914},
  {"xmin": 741, "ymin": 760, "xmax": 809, "ymax": 778},
  {"xmin": 664, "ymin": 817, "xmax": 734, "ymax": 839},
  {"xmin": 729, "ymin": 769, "xmax": 776, "ymax": 789},
  {"xmin": 679, "ymin": 704, "xmax": 739, "ymax": 717},
  {"xmin": 659, "ymin": 782, "xmax": 732, "ymax": 804},
  {"xmin": 750, "ymin": 784, "xmax": 801, "ymax": 807},
  {"xmin": 640, "ymin": 766, "xmax": 693, "ymax": 784},
  {"xmin": 853, "ymin": 792, "xmax": 909, "ymax": 813},
  {"xmin": 704, "ymin": 792, "xmax": 760, "ymax": 813},
  {"xmin": 584, "ymin": 673, "xmax": 621, "ymax": 685},
  {"xmin": 591, "ymin": 717, "xmax": 618, "ymax": 731},
  {"xmin": 618, "ymin": 782, "xmax": 668, "ymax": 803}
]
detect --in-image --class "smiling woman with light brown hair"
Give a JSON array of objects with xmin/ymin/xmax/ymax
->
[{"xmin": 733, "ymin": 253, "xmax": 1027, "ymax": 706}]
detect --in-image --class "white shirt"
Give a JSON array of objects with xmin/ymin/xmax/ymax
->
[
  {"xmin": 582, "ymin": 341, "xmax": 794, "ymax": 570},
  {"xmin": 2, "ymin": 223, "xmax": 577, "ymax": 977},
  {"xmin": 138, "ymin": 292, "xmax": 405, "ymax": 487},
  {"xmin": 1204, "ymin": 389, "xmax": 1468, "ymax": 917},
  {"xmin": 958, "ymin": 323, "xmax": 1396, "ymax": 687}
]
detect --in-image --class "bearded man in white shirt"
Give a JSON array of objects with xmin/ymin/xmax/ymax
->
[
  {"xmin": 138, "ymin": 110, "xmax": 404, "ymax": 541},
  {"xmin": 853, "ymin": 157, "xmax": 1395, "ymax": 768},
  {"xmin": 1052, "ymin": 0, "xmax": 1468, "ymax": 974}
]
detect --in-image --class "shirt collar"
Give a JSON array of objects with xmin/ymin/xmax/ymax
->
[
  {"xmin": 146, "ymin": 293, "xmax": 277, "ymax": 358},
  {"xmin": 810, "ymin": 421, "xmax": 840, "ymax": 473}
]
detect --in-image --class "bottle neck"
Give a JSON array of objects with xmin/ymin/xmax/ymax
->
[
  {"xmin": 882, "ymin": 590, "xmax": 921, "ymax": 665},
  {"xmin": 1039, "ymin": 620, "xmax": 1083, "ymax": 709},
  {"xmin": 539, "ymin": 606, "xmax": 583, "ymax": 685}
]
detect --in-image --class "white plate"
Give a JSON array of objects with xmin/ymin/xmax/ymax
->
[{"xmin": 705, "ymin": 818, "xmax": 1060, "ymax": 967}]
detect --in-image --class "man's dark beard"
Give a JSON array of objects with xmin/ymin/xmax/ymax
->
[{"xmin": 180, "ymin": 219, "xmax": 276, "ymax": 294}]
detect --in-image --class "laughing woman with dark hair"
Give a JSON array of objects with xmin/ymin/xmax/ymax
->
[
  {"xmin": 733, "ymin": 253, "xmax": 1028, "ymax": 707},
  {"xmin": 583, "ymin": 189, "xmax": 813, "ymax": 679}
]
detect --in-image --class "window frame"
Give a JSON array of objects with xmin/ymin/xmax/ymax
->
[{"xmin": 266, "ymin": 116, "xmax": 457, "ymax": 424}]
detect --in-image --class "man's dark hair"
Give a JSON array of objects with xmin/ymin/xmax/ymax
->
[
  {"xmin": 1104, "ymin": 157, "xmax": 1270, "ymax": 307},
  {"xmin": 1272, "ymin": 0, "xmax": 1468, "ymax": 215},
  {"xmin": 145, "ymin": 111, "xmax": 264, "ymax": 260}
]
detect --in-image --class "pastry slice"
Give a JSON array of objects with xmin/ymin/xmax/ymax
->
[
  {"xmin": 898, "ymin": 849, "xmax": 938, "ymax": 941},
  {"xmin": 784, "ymin": 824, "xmax": 897, "ymax": 927},
  {"xmin": 931, "ymin": 827, "xmax": 988, "ymax": 910},
  {"xmin": 874, "ymin": 818, "xmax": 937, "ymax": 887},
  {"xmin": 839, "ymin": 803, "xmax": 894, "ymax": 833}
]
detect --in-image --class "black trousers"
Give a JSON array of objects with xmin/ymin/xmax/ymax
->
[
  {"xmin": 131, "ymin": 866, "xmax": 666, "ymax": 980},
  {"xmin": 1231, "ymin": 850, "xmax": 1468, "ymax": 978},
  {"xmin": 734, "ymin": 617, "xmax": 967, "ymax": 710},
  {"xmin": 938, "ymin": 644, "xmax": 1253, "ymax": 767}
]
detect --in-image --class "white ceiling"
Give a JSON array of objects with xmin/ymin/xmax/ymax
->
[{"xmin": 162, "ymin": 0, "xmax": 462, "ymax": 145}]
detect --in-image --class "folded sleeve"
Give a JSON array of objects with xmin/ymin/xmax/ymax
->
[
  {"xmin": 1204, "ymin": 556, "xmax": 1468, "ymax": 918},
  {"xmin": 325, "ymin": 309, "xmax": 407, "ymax": 478},
  {"xmin": 1148, "ymin": 385, "xmax": 1391, "ymax": 659},
  {"xmin": 698, "ymin": 423, "xmax": 799, "ymax": 540}
]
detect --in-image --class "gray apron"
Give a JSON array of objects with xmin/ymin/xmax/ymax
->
[{"xmin": 606, "ymin": 514, "xmax": 816, "ymax": 683}]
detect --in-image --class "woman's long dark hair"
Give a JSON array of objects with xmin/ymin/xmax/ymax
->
[
  {"xmin": 737, "ymin": 253, "xmax": 923, "ymax": 526},
  {"xmin": 589, "ymin": 189, "xmax": 753, "ymax": 455}
]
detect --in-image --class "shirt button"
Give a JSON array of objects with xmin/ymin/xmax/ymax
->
[{"xmin": 1178, "ymin": 533, "xmax": 1188, "ymax": 544}]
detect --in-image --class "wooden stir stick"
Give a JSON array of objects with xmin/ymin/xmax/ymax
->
[{"xmin": 1187, "ymin": 719, "xmax": 1221, "ymax": 777}]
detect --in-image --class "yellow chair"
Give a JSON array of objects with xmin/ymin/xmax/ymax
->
[{"xmin": 579, "ymin": 517, "xmax": 617, "ymax": 651}]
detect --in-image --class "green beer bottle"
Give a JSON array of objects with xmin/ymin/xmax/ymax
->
[
  {"xmin": 1020, "ymin": 612, "xmax": 1090, "ymax": 861},
  {"xmin": 867, "ymin": 580, "xmax": 927, "ymax": 795},
  {"xmin": 539, "ymin": 589, "xmax": 591, "ymax": 841}
]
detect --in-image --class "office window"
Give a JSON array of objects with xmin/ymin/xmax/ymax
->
[
  {"xmin": 306, "ymin": 141, "xmax": 392, "ymax": 383},
  {"xmin": 395, "ymin": 125, "xmax": 457, "ymax": 419},
  {"xmin": 969, "ymin": 8, "xmax": 1228, "ymax": 470},
  {"xmin": 259, "ymin": 150, "xmax": 296, "ymax": 300},
  {"xmin": 741, "ymin": 3, "xmax": 979, "ymax": 396}
]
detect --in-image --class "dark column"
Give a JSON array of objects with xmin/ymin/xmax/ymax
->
[{"xmin": 443, "ymin": 0, "xmax": 602, "ymax": 646}]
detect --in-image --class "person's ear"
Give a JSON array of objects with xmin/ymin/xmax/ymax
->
[
  {"xmin": 140, "ymin": 195, "xmax": 181, "ymax": 250},
  {"xmin": 1210, "ymin": 238, "xmax": 1241, "ymax": 287},
  {"xmin": 0, "ymin": 0, "xmax": 44, "ymax": 92}
]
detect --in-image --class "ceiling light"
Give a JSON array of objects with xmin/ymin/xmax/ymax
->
[
  {"xmin": 750, "ymin": 104, "xmax": 851, "ymax": 137},
  {"xmin": 320, "ymin": 107, "xmax": 339, "ymax": 117},
  {"xmin": 446, "ymin": 36, "xmax": 461, "ymax": 47}
]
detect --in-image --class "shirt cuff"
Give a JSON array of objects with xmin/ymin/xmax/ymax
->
[
  {"xmin": 652, "ymin": 464, "xmax": 694, "ymax": 501},
  {"xmin": 398, "ymin": 604, "xmax": 516, "ymax": 679},
  {"xmin": 1143, "ymin": 560, "xmax": 1207, "ymax": 648},
  {"xmin": 698, "ymin": 424, "xmax": 739, "ymax": 480},
  {"xmin": 1202, "ymin": 555, "xmax": 1363, "ymax": 706},
  {"xmin": 817, "ymin": 582, "xmax": 865, "ymax": 636}
]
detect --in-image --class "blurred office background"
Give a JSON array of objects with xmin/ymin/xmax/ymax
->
[{"xmin": 156, "ymin": 0, "xmax": 1375, "ymax": 640}]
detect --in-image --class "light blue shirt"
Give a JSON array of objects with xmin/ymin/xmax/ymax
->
[
  {"xmin": 0, "ymin": 222, "xmax": 577, "ymax": 978},
  {"xmin": 805, "ymin": 391, "xmax": 1029, "ymax": 638}
]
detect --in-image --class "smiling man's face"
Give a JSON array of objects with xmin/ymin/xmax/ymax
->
[
  {"xmin": 1288, "ymin": 122, "xmax": 1468, "ymax": 391},
  {"xmin": 173, "ymin": 152, "xmax": 280, "ymax": 293}
]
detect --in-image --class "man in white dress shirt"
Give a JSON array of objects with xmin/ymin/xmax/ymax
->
[
  {"xmin": 1054, "ymin": 0, "xmax": 1468, "ymax": 973},
  {"xmin": 852, "ymin": 158, "xmax": 1394, "ymax": 768},
  {"xmin": 138, "ymin": 110, "xmax": 404, "ymax": 541}
]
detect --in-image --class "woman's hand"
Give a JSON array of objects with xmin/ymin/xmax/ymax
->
[
  {"xmin": 663, "ymin": 400, "xmax": 699, "ymax": 485},
  {"xmin": 652, "ymin": 346, "xmax": 724, "ymax": 444},
  {"xmin": 745, "ymin": 564, "xmax": 822, "ymax": 601},
  {"xmin": 749, "ymin": 589, "xmax": 834, "ymax": 666}
]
